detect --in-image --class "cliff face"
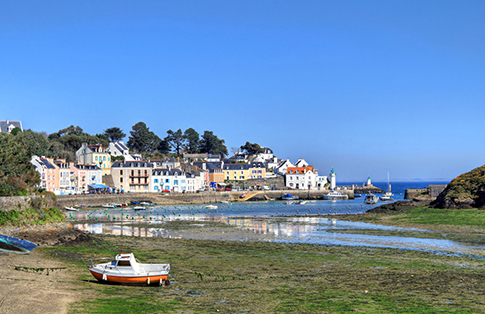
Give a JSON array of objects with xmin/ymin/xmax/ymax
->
[{"xmin": 432, "ymin": 165, "xmax": 485, "ymax": 209}]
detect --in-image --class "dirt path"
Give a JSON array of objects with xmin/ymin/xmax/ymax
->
[{"xmin": 0, "ymin": 224, "xmax": 91, "ymax": 314}]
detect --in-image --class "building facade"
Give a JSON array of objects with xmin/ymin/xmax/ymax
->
[{"xmin": 111, "ymin": 161, "xmax": 152, "ymax": 193}]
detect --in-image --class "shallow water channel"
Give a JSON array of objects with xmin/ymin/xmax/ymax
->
[{"xmin": 68, "ymin": 200, "xmax": 485, "ymax": 257}]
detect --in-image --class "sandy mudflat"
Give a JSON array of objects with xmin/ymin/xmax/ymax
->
[{"xmin": 0, "ymin": 224, "xmax": 91, "ymax": 314}]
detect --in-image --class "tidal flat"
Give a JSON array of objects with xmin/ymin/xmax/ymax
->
[{"xmin": 41, "ymin": 218, "xmax": 485, "ymax": 314}]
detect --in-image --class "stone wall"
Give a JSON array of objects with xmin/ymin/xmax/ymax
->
[
  {"xmin": 0, "ymin": 195, "xmax": 44, "ymax": 213},
  {"xmin": 55, "ymin": 189, "xmax": 354, "ymax": 207}
]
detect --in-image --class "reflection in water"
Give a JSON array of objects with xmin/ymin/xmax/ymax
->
[{"xmin": 69, "ymin": 201, "xmax": 485, "ymax": 257}]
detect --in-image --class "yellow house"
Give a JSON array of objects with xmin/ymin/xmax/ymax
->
[
  {"xmin": 76, "ymin": 143, "xmax": 112, "ymax": 175},
  {"xmin": 222, "ymin": 163, "xmax": 251, "ymax": 181}
]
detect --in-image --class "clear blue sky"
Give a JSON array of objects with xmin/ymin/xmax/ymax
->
[{"xmin": 1, "ymin": 1, "xmax": 484, "ymax": 182}]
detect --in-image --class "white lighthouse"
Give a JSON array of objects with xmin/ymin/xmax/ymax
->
[{"xmin": 330, "ymin": 168, "xmax": 336, "ymax": 190}]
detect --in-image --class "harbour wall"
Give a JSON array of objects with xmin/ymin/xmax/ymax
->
[
  {"xmin": 0, "ymin": 189, "xmax": 355, "ymax": 212},
  {"xmin": 56, "ymin": 190, "xmax": 354, "ymax": 207},
  {"xmin": 0, "ymin": 195, "xmax": 44, "ymax": 213},
  {"xmin": 404, "ymin": 185, "xmax": 447, "ymax": 200}
]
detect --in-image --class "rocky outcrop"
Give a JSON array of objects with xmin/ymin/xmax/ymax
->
[{"xmin": 432, "ymin": 165, "xmax": 485, "ymax": 209}]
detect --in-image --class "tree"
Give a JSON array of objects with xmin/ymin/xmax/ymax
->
[
  {"xmin": 127, "ymin": 122, "xmax": 158, "ymax": 155},
  {"xmin": 0, "ymin": 133, "xmax": 39, "ymax": 195},
  {"xmin": 199, "ymin": 131, "xmax": 228, "ymax": 157},
  {"xmin": 104, "ymin": 127, "xmax": 126, "ymax": 142},
  {"xmin": 17, "ymin": 130, "xmax": 50, "ymax": 157},
  {"xmin": 165, "ymin": 129, "xmax": 185, "ymax": 156},
  {"xmin": 240, "ymin": 142, "xmax": 264, "ymax": 157},
  {"xmin": 183, "ymin": 128, "xmax": 199, "ymax": 154}
]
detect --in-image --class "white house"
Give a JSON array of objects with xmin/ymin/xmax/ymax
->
[
  {"xmin": 274, "ymin": 159, "xmax": 294, "ymax": 175},
  {"xmin": 285, "ymin": 165, "xmax": 329, "ymax": 190},
  {"xmin": 108, "ymin": 141, "xmax": 130, "ymax": 157},
  {"xmin": 0, "ymin": 120, "xmax": 23, "ymax": 133},
  {"xmin": 151, "ymin": 169, "xmax": 199, "ymax": 193}
]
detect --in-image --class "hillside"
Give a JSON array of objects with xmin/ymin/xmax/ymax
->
[{"xmin": 432, "ymin": 164, "xmax": 485, "ymax": 209}]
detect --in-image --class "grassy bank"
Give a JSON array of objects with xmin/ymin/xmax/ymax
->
[{"xmin": 41, "ymin": 219, "xmax": 485, "ymax": 313}]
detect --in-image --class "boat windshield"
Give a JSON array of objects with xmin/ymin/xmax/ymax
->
[{"xmin": 117, "ymin": 260, "xmax": 131, "ymax": 267}]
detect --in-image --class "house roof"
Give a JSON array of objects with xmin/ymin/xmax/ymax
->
[
  {"xmin": 223, "ymin": 163, "xmax": 251, "ymax": 170},
  {"xmin": 112, "ymin": 161, "xmax": 152, "ymax": 168},
  {"xmin": 74, "ymin": 164, "xmax": 100, "ymax": 170},
  {"xmin": 0, "ymin": 120, "xmax": 22, "ymax": 133},
  {"xmin": 286, "ymin": 166, "xmax": 315, "ymax": 174},
  {"xmin": 40, "ymin": 159, "xmax": 56, "ymax": 169}
]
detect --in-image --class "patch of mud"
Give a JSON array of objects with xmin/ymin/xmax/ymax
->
[{"xmin": 0, "ymin": 223, "xmax": 93, "ymax": 247}]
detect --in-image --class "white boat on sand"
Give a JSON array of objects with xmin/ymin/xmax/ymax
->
[
  {"xmin": 205, "ymin": 204, "xmax": 218, "ymax": 210},
  {"xmin": 88, "ymin": 252, "xmax": 170, "ymax": 286},
  {"xmin": 64, "ymin": 207, "xmax": 79, "ymax": 211}
]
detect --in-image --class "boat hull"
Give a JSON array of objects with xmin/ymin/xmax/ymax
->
[
  {"xmin": 0, "ymin": 235, "xmax": 37, "ymax": 254},
  {"xmin": 89, "ymin": 268, "xmax": 169, "ymax": 285}
]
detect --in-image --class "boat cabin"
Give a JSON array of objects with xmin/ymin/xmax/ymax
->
[{"xmin": 111, "ymin": 253, "xmax": 143, "ymax": 272}]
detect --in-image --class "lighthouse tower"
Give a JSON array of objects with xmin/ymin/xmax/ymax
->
[
  {"xmin": 366, "ymin": 176, "xmax": 372, "ymax": 186},
  {"xmin": 330, "ymin": 168, "xmax": 336, "ymax": 190}
]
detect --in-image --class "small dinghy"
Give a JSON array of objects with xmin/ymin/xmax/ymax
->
[
  {"xmin": 0, "ymin": 234, "xmax": 37, "ymax": 254},
  {"xmin": 64, "ymin": 206, "xmax": 79, "ymax": 211},
  {"xmin": 205, "ymin": 204, "xmax": 218, "ymax": 210},
  {"xmin": 88, "ymin": 252, "xmax": 170, "ymax": 285},
  {"xmin": 133, "ymin": 206, "xmax": 146, "ymax": 211},
  {"xmin": 101, "ymin": 204, "xmax": 115, "ymax": 208}
]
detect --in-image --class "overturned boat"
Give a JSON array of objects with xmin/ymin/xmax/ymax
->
[
  {"xmin": 0, "ymin": 234, "xmax": 37, "ymax": 254},
  {"xmin": 88, "ymin": 252, "xmax": 170, "ymax": 286}
]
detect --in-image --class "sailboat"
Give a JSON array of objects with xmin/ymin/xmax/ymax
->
[{"xmin": 380, "ymin": 173, "xmax": 394, "ymax": 201}]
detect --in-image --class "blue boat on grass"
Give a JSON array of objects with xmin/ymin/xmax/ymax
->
[{"xmin": 0, "ymin": 234, "xmax": 37, "ymax": 254}]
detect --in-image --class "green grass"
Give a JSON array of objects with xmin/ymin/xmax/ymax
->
[
  {"xmin": 391, "ymin": 207, "xmax": 485, "ymax": 226},
  {"xmin": 40, "ymin": 231, "xmax": 485, "ymax": 314},
  {"xmin": 0, "ymin": 207, "xmax": 65, "ymax": 226}
]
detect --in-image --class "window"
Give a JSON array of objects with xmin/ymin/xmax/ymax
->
[
  {"xmin": 174, "ymin": 180, "xmax": 178, "ymax": 185},
  {"xmin": 118, "ymin": 261, "xmax": 131, "ymax": 267},
  {"xmin": 181, "ymin": 180, "xmax": 186, "ymax": 184},
  {"xmin": 155, "ymin": 186, "xmax": 159, "ymax": 190},
  {"xmin": 95, "ymin": 156, "xmax": 98, "ymax": 161},
  {"xmin": 120, "ymin": 170, "xmax": 123, "ymax": 175},
  {"xmin": 120, "ymin": 177, "xmax": 123, "ymax": 183},
  {"xmin": 165, "ymin": 179, "xmax": 169, "ymax": 183},
  {"xmin": 154, "ymin": 179, "xmax": 158, "ymax": 183},
  {"xmin": 130, "ymin": 186, "xmax": 135, "ymax": 192},
  {"xmin": 103, "ymin": 156, "xmax": 106, "ymax": 161}
]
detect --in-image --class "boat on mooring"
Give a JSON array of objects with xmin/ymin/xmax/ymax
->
[
  {"xmin": 205, "ymin": 204, "xmax": 218, "ymax": 210},
  {"xmin": 88, "ymin": 252, "xmax": 170, "ymax": 286},
  {"xmin": 282, "ymin": 193, "xmax": 299, "ymax": 200},
  {"xmin": 364, "ymin": 193, "xmax": 379, "ymax": 204},
  {"xmin": 322, "ymin": 190, "xmax": 349, "ymax": 200},
  {"xmin": 64, "ymin": 206, "xmax": 79, "ymax": 211},
  {"xmin": 0, "ymin": 234, "xmax": 37, "ymax": 254},
  {"xmin": 380, "ymin": 173, "xmax": 394, "ymax": 202}
]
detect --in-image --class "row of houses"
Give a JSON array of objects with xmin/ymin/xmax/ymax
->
[{"xmin": 30, "ymin": 139, "xmax": 337, "ymax": 194}]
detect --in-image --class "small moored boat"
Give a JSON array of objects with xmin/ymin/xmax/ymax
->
[
  {"xmin": 282, "ymin": 193, "xmax": 299, "ymax": 200},
  {"xmin": 88, "ymin": 252, "xmax": 170, "ymax": 286},
  {"xmin": 364, "ymin": 193, "xmax": 379, "ymax": 204},
  {"xmin": 0, "ymin": 234, "xmax": 37, "ymax": 254},
  {"xmin": 205, "ymin": 204, "xmax": 218, "ymax": 210},
  {"xmin": 322, "ymin": 190, "xmax": 349, "ymax": 200},
  {"xmin": 101, "ymin": 204, "xmax": 115, "ymax": 208},
  {"xmin": 64, "ymin": 206, "xmax": 79, "ymax": 211},
  {"xmin": 133, "ymin": 206, "xmax": 146, "ymax": 211}
]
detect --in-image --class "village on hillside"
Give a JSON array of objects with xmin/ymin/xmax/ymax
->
[{"xmin": 1, "ymin": 120, "xmax": 336, "ymax": 195}]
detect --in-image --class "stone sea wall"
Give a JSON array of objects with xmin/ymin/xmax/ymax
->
[
  {"xmin": 0, "ymin": 189, "xmax": 355, "ymax": 212},
  {"xmin": 0, "ymin": 195, "xmax": 44, "ymax": 213}
]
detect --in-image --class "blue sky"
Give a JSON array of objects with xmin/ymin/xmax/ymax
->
[{"xmin": 1, "ymin": 1, "xmax": 484, "ymax": 181}]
